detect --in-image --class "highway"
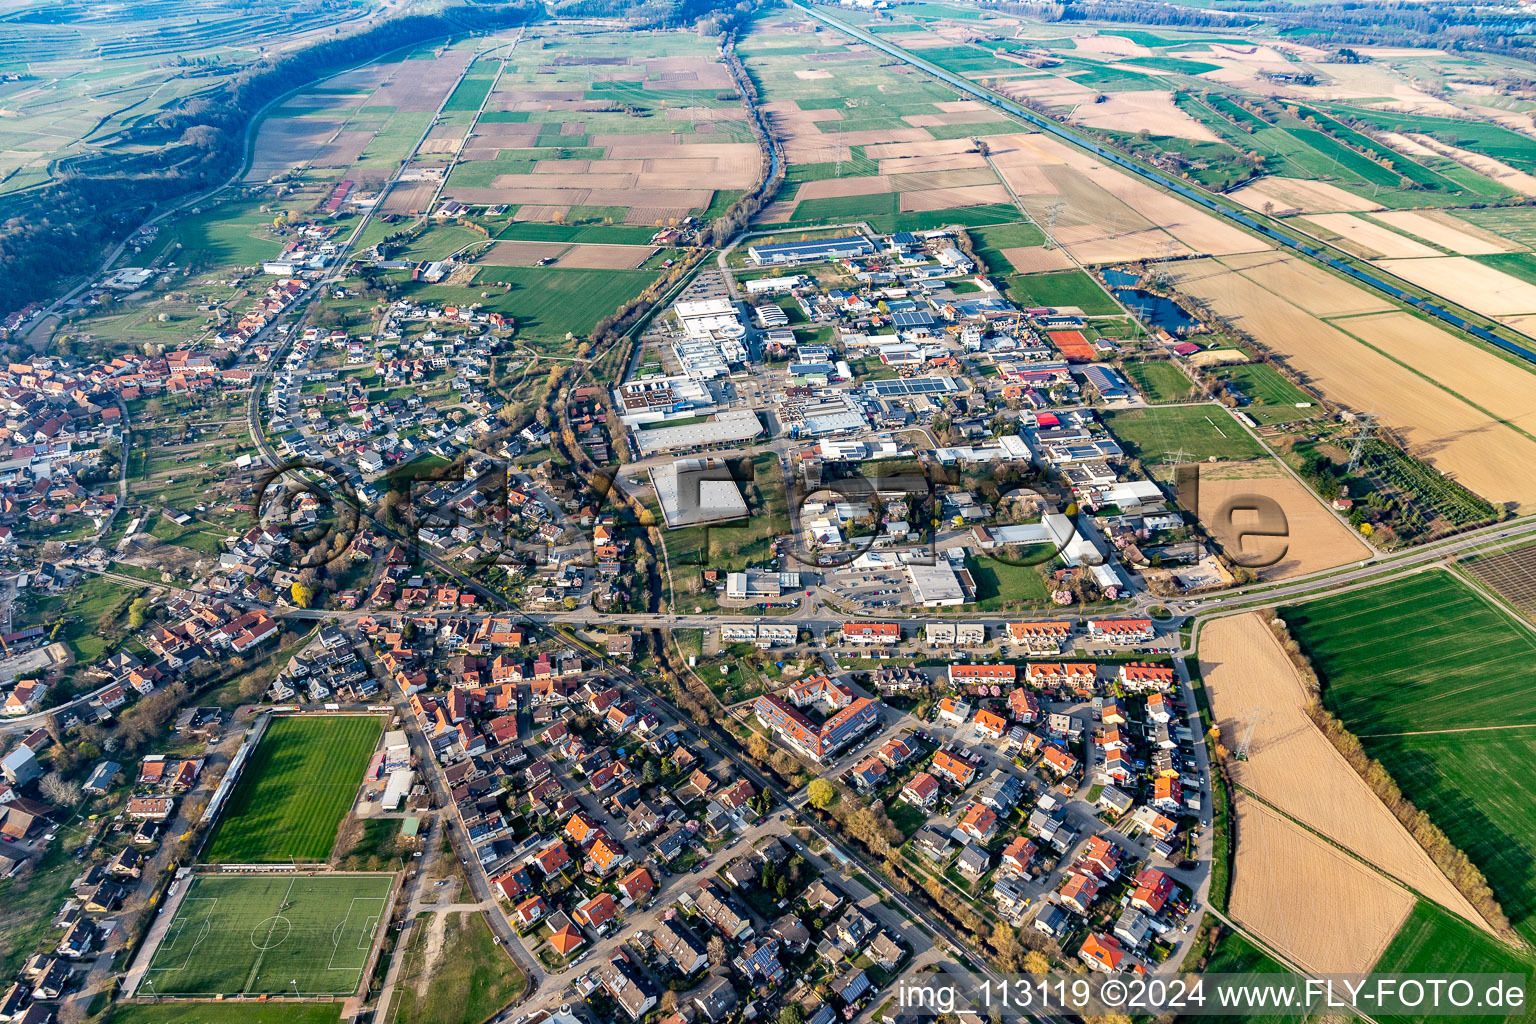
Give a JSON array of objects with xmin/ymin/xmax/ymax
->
[{"xmin": 795, "ymin": 2, "xmax": 1536, "ymax": 368}]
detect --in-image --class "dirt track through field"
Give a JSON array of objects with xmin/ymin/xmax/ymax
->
[{"xmin": 1203, "ymin": 612, "xmax": 1492, "ymax": 935}]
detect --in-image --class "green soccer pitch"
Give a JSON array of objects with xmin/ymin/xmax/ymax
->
[
  {"xmin": 143, "ymin": 873, "xmax": 393, "ymax": 997},
  {"xmin": 204, "ymin": 715, "xmax": 384, "ymax": 864}
]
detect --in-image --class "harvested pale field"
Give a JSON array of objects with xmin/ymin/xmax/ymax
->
[
  {"xmin": 491, "ymin": 172, "xmax": 647, "ymax": 190},
  {"xmin": 1067, "ymin": 90, "xmax": 1220, "ymax": 142},
  {"xmin": 324, "ymin": 66, "xmax": 393, "ymax": 92},
  {"xmin": 1302, "ymin": 213, "xmax": 1442, "ymax": 259},
  {"xmin": 1220, "ymin": 251, "xmax": 1390, "ymax": 317},
  {"xmin": 514, "ymin": 205, "xmax": 571, "ymax": 222},
  {"xmin": 246, "ymin": 117, "xmax": 343, "ymax": 180},
  {"xmin": 986, "ymin": 133, "xmax": 1267, "ymax": 260},
  {"xmin": 889, "ymin": 167, "xmax": 998, "ymax": 190},
  {"xmin": 483, "ymin": 185, "xmax": 714, "ymax": 208},
  {"xmin": 794, "ymin": 175, "xmax": 893, "ymax": 201},
  {"xmin": 417, "ymin": 138, "xmax": 461, "ymax": 155},
  {"xmin": 312, "ymin": 131, "xmax": 375, "ymax": 168},
  {"xmin": 898, "ymin": 183, "xmax": 1012, "ymax": 211},
  {"xmin": 860, "ymin": 137, "xmax": 981, "ymax": 160},
  {"xmin": 1376, "ymin": 255, "xmax": 1536, "ymax": 316},
  {"xmin": 756, "ymin": 200, "xmax": 797, "ymax": 224},
  {"xmin": 997, "ymin": 76, "xmax": 1099, "ymax": 107},
  {"xmin": 1203, "ymin": 613, "xmax": 1488, "ymax": 930},
  {"xmin": 1230, "ymin": 798, "xmax": 1415, "ymax": 973},
  {"xmin": 480, "ymin": 241, "xmax": 572, "ymax": 266},
  {"xmin": 625, "ymin": 206, "xmax": 691, "ymax": 225},
  {"xmin": 1054, "ymin": 225, "xmax": 1183, "ymax": 264},
  {"xmin": 794, "ymin": 68, "xmax": 833, "ymax": 80},
  {"xmin": 1369, "ymin": 210, "xmax": 1517, "ymax": 255},
  {"xmin": 1229, "ymin": 176, "xmax": 1384, "ymax": 215},
  {"xmin": 1336, "ymin": 312, "xmax": 1536, "ymax": 435},
  {"xmin": 1187, "ymin": 348, "xmax": 1249, "ymax": 367},
  {"xmin": 1194, "ymin": 462, "xmax": 1372, "ymax": 579},
  {"xmin": 379, "ymin": 181, "xmax": 436, "ymax": 216},
  {"xmin": 1169, "ymin": 257, "xmax": 1536, "ymax": 509},
  {"xmin": 876, "ymin": 151, "xmax": 991, "ymax": 174},
  {"xmin": 1071, "ymin": 33, "xmax": 1155, "ymax": 58},
  {"xmin": 471, "ymin": 123, "xmax": 543, "ymax": 142},
  {"xmin": 1001, "ymin": 245, "xmax": 1074, "ymax": 273},
  {"xmin": 369, "ymin": 51, "xmax": 474, "ymax": 111},
  {"xmin": 905, "ymin": 110, "xmax": 1007, "ymax": 127},
  {"xmin": 935, "ymin": 100, "xmax": 990, "ymax": 113},
  {"xmin": 532, "ymin": 158, "xmax": 641, "ymax": 174},
  {"xmin": 550, "ymin": 244, "xmax": 656, "ymax": 269}
]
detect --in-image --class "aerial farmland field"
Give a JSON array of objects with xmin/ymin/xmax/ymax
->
[{"xmin": 1284, "ymin": 571, "xmax": 1536, "ymax": 942}]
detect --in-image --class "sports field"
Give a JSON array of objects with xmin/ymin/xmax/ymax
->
[
  {"xmin": 204, "ymin": 716, "xmax": 384, "ymax": 864},
  {"xmin": 144, "ymin": 873, "xmax": 392, "ymax": 996},
  {"xmin": 1100, "ymin": 404, "xmax": 1264, "ymax": 463},
  {"xmin": 1284, "ymin": 570, "xmax": 1536, "ymax": 943},
  {"xmin": 1210, "ymin": 362, "xmax": 1316, "ymax": 422}
]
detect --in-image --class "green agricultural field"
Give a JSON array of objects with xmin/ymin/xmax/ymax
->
[
  {"xmin": 410, "ymin": 266, "xmax": 655, "ymax": 344},
  {"xmin": 1101, "ymin": 404, "xmax": 1264, "ymax": 463},
  {"xmin": 204, "ymin": 715, "xmax": 384, "ymax": 863},
  {"xmin": 1122, "ymin": 359, "xmax": 1193, "ymax": 403},
  {"xmin": 1357, "ymin": 729, "xmax": 1536, "ymax": 945},
  {"xmin": 966, "ymin": 221, "xmax": 1047, "ymax": 275},
  {"xmin": 1455, "ymin": 207, "xmax": 1536, "ymax": 248},
  {"xmin": 1284, "ymin": 571, "xmax": 1536, "ymax": 941},
  {"xmin": 1004, "ymin": 269, "xmax": 1119, "ymax": 314},
  {"xmin": 791, "ymin": 192, "xmax": 899, "ymax": 223},
  {"xmin": 1283, "ymin": 571, "xmax": 1536, "ymax": 733},
  {"xmin": 1207, "ymin": 363, "xmax": 1318, "ymax": 424},
  {"xmin": 167, "ymin": 201, "xmax": 285, "ymax": 271},
  {"xmin": 1373, "ymin": 901, "xmax": 1536, "ymax": 1024},
  {"xmin": 964, "ymin": 550, "xmax": 1053, "ymax": 609},
  {"xmin": 144, "ymin": 873, "xmax": 392, "ymax": 996},
  {"xmin": 1196, "ymin": 932, "xmax": 1293, "ymax": 1024},
  {"xmin": 109, "ymin": 1001, "xmax": 344, "ymax": 1024}
]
